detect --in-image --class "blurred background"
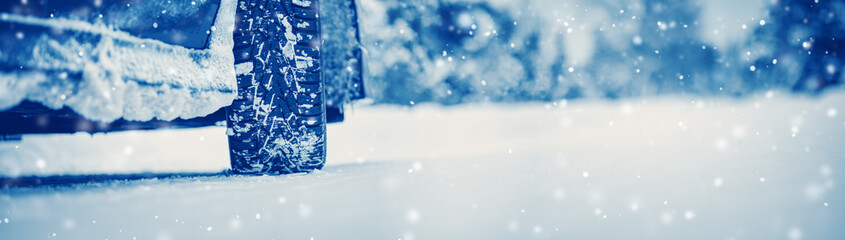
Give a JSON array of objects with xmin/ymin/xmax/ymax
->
[{"xmin": 358, "ymin": 0, "xmax": 843, "ymax": 104}]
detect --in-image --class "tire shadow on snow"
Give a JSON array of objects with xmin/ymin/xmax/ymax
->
[{"xmin": 0, "ymin": 172, "xmax": 228, "ymax": 189}]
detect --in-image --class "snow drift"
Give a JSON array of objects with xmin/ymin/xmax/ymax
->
[{"xmin": 0, "ymin": 0, "xmax": 237, "ymax": 122}]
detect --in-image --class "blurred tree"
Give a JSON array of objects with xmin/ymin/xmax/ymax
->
[
  {"xmin": 751, "ymin": 0, "xmax": 844, "ymax": 92},
  {"xmin": 589, "ymin": 0, "xmax": 719, "ymax": 98}
]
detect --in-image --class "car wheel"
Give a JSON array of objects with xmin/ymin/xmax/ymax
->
[{"xmin": 226, "ymin": 0, "xmax": 325, "ymax": 174}]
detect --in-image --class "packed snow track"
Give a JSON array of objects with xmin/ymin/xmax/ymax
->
[{"xmin": 1, "ymin": 91, "xmax": 844, "ymax": 239}]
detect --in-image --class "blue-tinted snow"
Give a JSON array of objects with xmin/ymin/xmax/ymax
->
[
  {"xmin": 0, "ymin": 0, "xmax": 237, "ymax": 121},
  {"xmin": 2, "ymin": 90, "xmax": 845, "ymax": 239},
  {"xmin": 1, "ymin": 0, "xmax": 844, "ymax": 239}
]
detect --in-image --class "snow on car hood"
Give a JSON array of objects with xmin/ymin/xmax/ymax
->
[{"xmin": 0, "ymin": 0, "xmax": 237, "ymax": 122}]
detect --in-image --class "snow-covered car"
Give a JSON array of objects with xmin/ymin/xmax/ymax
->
[{"xmin": 0, "ymin": 0, "xmax": 365, "ymax": 174}]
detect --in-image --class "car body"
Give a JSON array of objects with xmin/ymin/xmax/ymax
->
[
  {"xmin": 0, "ymin": 0, "xmax": 365, "ymax": 173},
  {"xmin": 0, "ymin": 0, "xmax": 364, "ymax": 137}
]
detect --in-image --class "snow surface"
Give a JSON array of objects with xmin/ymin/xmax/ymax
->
[
  {"xmin": 0, "ymin": 0, "xmax": 237, "ymax": 121},
  {"xmin": 1, "ymin": 91, "xmax": 844, "ymax": 239}
]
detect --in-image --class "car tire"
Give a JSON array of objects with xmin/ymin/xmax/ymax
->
[{"xmin": 226, "ymin": 0, "xmax": 326, "ymax": 174}]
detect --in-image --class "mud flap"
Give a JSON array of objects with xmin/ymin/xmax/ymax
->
[{"xmin": 322, "ymin": 0, "xmax": 366, "ymax": 123}]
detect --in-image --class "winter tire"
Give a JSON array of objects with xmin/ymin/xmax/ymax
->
[{"xmin": 226, "ymin": 0, "xmax": 326, "ymax": 174}]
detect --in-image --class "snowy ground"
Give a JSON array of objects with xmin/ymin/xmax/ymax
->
[{"xmin": 1, "ymin": 90, "xmax": 844, "ymax": 239}]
